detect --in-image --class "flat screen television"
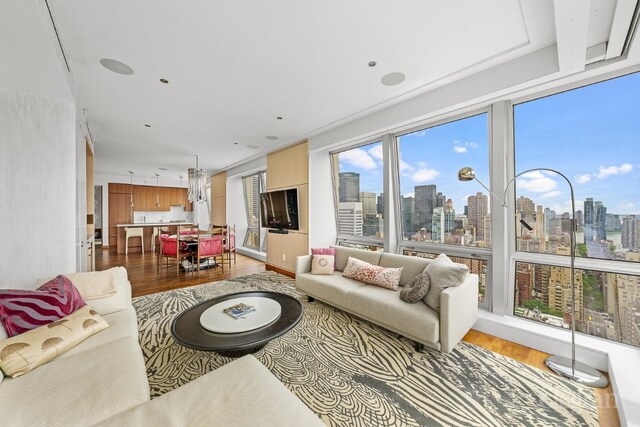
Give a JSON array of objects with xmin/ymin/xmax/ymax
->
[{"xmin": 260, "ymin": 188, "xmax": 299, "ymax": 230}]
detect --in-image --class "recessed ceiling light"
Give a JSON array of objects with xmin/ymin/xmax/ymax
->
[
  {"xmin": 234, "ymin": 142, "xmax": 239, "ymax": 145},
  {"xmin": 247, "ymin": 145, "xmax": 259, "ymax": 149},
  {"xmin": 144, "ymin": 124, "xmax": 151, "ymax": 127},
  {"xmin": 160, "ymin": 78, "xmax": 169, "ymax": 84},
  {"xmin": 99, "ymin": 58, "xmax": 134, "ymax": 75},
  {"xmin": 265, "ymin": 135, "xmax": 279, "ymax": 141},
  {"xmin": 276, "ymin": 116, "xmax": 283, "ymax": 120},
  {"xmin": 159, "ymin": 167, "xmax": 168, "ymax": 171},
  {"xmin": 381, "ymin": 72, "xmax": 406, "ymax": 86},
  {"xmin": 368, "ymin": 61, "xmax": 377, "ymax": 67}
]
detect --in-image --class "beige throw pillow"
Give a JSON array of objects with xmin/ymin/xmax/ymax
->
[
  {"xmin": 311, "ymin": 255, "xmax": 335, "ymax": 275},
  {"xmin": 423, "ymin": 254, "xmax": 468, "ymax": 311},
  {"xmin": 0, "ymin": 306, "xmax": 109, "ymax": 378},
  {"xmin": 342, "ymin": 257, "xmax": 403, "ymax": 291},
  {"xmin": 35, "ymin": 267, "xmax": 125, "ymax": 300}
]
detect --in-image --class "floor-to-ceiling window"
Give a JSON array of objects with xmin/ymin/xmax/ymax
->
[
  {"xmin": 330, "ymin": 140, "xmax": 384, "ymax": 250},
  {"xmin": 395, "ymin": 113, "xmax": 491, "ymax": 305},
  {"xmin": 513, "ymin": 71, "xmax": 640, "ymax": 348},
  {"xmin": 242, "ymin": 171, "xmax": 266, "ymax": 251}
]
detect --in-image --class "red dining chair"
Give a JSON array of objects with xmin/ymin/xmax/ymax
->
[
  {"xmin": 196, "ymin": 235, "xmax": 225, "ymax": 273},
  {"xmin": 158, "ymin": 235, "xmax": 192, "ymax": 275}
]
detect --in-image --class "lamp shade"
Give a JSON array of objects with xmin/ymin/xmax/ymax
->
[{"xmin": 457, "ymin": 167, "xmax": 476, "ymax": 181}]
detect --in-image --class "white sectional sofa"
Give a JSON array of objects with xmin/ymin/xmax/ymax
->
[
  {"xmin": 296, "ymin": 247, "xmax": 479, "ymax": 353},
  {"xmin": 0, "ymin": 268, "xmax": 323, "ymax": 427}
]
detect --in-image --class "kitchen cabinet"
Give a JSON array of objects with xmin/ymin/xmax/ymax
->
[
  {"xmin": 146, "ymin": 186, "xmax": 160, "ymax": 211},
  {"xmin": 159, "ymin": 187, "xmax": 171, "ymax": 211},
  {"xmin": 132, "ymin": 185, "xmax": 147, "ymax": 211},
  {"xmin": 170, "ymin": 188, "xmax": 182, "ymax": 207}
]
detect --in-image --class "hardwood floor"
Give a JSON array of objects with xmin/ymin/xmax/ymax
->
[{"xmin": 96, "ymin": 248, "xmax": 620, "ymax": 426}]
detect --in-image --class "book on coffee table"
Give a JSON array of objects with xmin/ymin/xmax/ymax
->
[{"xmin": 223, "ymin": 302, "xmax": 256, "ymax": 319}]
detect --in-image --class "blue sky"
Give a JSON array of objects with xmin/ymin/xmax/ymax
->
[{"xmin": 338, "ymin": 72, "xmax": 640, "ymax": 216}]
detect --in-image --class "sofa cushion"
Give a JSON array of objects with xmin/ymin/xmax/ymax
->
[
  {"xmin": 0, "ymin": 275, "xmax": 86, "ymax": 337},
  {"xmin": 296, "ymin": 272, "xmax": 367, "ymax": 302},
  {"xmin": 400, "ymin": 272, "xmax": 431, "ymax": 303},
  {"xmin": 379, "ymin": 253, "xmax": 430, "ymax": 286},
  {"xmin": 0, "ymin": 336, "xmax": 150, "ymax": 427},
  {"xmin": 311, "ymin": 247, "xmax": 336, "ymax": 268},
  {"xmin": 345, "ymin": 285, "xmax": 440, "ymax": 344},
  {"xmin": 334, "ymin": 246, "xmax": 382, "ymax": 271},
  {"xmin": 36, "ymin": 267, "xmax": 125, "ymax": 300},
  {"xmin": 343, "ymin": 257, "xmax": 403, "ymax": 290},
  {"xmin": 311, "ymin": 255, "xmax": 335, "ymax": 275},
  {"xmin": 0, "ymin": 306, "xmax": 109, "ymax": 378},
  {"xmin": 58, "ymin": 306, "xmax": 138, "ymax": 360},
  {"xmin": 423, "ymin": 253, "xmax": 469, "ymax": 311},
  {"xmin": 95, "ymin": 355, "xmax": 324, "ymax": 427}
]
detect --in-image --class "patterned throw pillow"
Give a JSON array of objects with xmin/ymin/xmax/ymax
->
[
  {"xmin": 311, "ymin": 248, "xmax": 336, "ymax": 268},
  {"xmin": 399, "ymin": 271, "xmax": 431, "ymax": 303},
  {"xmin": 0, "ymin": 275, "xmax": 86, "ymax": 337},
  {"xmin": 342, "ymin": 257, "xmax": 403, "ymax": 291},
  {"xmin": 311, "ymin": 255, "xmax": 335, "ymax": 275},
  {"xmin": 423, "ymin": 254, "xmax": 469, "ymax": 311},
  {"xmin": 0, "ymin": 306, "xmax": 109, "ymax": 378}
]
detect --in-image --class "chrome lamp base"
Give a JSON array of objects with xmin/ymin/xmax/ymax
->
[{"xmin": 544, "ymin": 355, "xmax": 609, "ymax": 388}]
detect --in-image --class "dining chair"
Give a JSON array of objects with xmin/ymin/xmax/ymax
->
[
  {"xmin": 195, "ymin": 235, "xmax": 225, "ymax": 273},
  {"xmin": 158, "ymin": 235, "xmax": 192, "ymax": 275},
  {"xmin": 219, "ymin": 224, "xmax": 236, "ymax": 269}
]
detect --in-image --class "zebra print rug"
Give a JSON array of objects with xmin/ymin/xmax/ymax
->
[{"xmin": 133, "ymin": 272, "xmax": 598, "ymax": 427}]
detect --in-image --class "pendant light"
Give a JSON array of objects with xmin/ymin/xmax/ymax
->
[
  {"xmin": 179, "ymin": 175, "xmax": 184, "ymax": 207},
  {"xmin": 155, "ymin": 173, "xmax": 160, "ymax": 208},
  {"xmin": 128, "ymin": 171, "xmax": 134, "ymax": 208}
]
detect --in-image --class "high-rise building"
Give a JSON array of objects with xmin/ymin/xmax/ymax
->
[
  {"xmin": 535, "ymin": 205, "xmax": 545, "ymax": 245},
  {"xmin": 516, "ymin": 196, "xmax": 535, "ymax": 224},
  {"xmin": 415, "ymin": 185, "xmax": 437, "ymax": 231},
  {"xmin": 436, "ymin": 192, "xmax": 445, "ymax": 209},
  {"xmin": 432, "ymin": 207, "xmax": 445, "ymax": 243},
  {"xmin": 467, "ymin": 192, "xmax": 489, "ymax": 242},
  {"xmin": 444, "ymin": 199, "xmax": 456, "ymax": 234},
  {"xmin": 606, "ymin": 214, "xmax": 622, "ymax": 231},
  {"xmin": 338, "ymin": 172, "xmax": 360, "ymax": 202},
  {"xmin": 584, "ymin": 198, "xmax": 594, "ymax": 243},
  {"xmin": 515, "ymin": 262, "xmax": 534, "ymax": 306},
  {"xmin": 622, "ymin": 215, "xmax": 638, "ymax": 250},
  {"xmin": 548, "ymin": 265, "xmax": 584, "ymax": 323},
  {"xmin": 575, "ymin": 210, "xmax": 584, "ymax": 227},
  {"xmin": 363, "ymin": 213, "xmax": 383, "ymax": 237},
  {"xmin": 617, "ymin": 273, "xmax": 640, "ymax": 347},
  {"xmin": 402, "ymin": 196, "xmax": 415, "ymax": 239},
  {"xmin": 376, "ymin": 194, "xmax": 384, "ymax": 215},
  {"xmin": 595, "ymin": 201, "xmax": 607, "ymax": 241},
  {"xmin": 337, "ymin": 202, "xmax": 363, "ymax": 236},
  {"xmin": 359, "ymin": 192, "xmax": 377, "ymax": 217}
]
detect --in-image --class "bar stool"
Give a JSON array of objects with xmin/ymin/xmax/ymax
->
[{"xmin": 125, "ymin": 227, "xmax": 144, "ymax": 255}]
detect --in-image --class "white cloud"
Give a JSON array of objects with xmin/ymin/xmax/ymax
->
[
  {"xmin": 403, "ymin": 192, "xmax": 415, "ymax": 198},
  {"xmin": 340, "ymin": 148, "xmax": 376, "ymax": 170},
  {"xmin": 368, "ymin": 144, "xmax": 383, "ymax": 161},
  {"xmin": 575, "ymin": 174, "xmax": 591, "ymax": 184},
  {"xmin": 540, "ymin": 190, "xmax": 561, "ymax": 199},
  {"xmin": 399, "ymin": 158, "xmax": 412, "ymax": 172},
  {"xmin": 516, "ymin": 171, "xmax": 557, "ymax": 193},
  {"xmin": 411, "ymin": 168, "xmax": 440, "ymax": 183},
  {"xmin": 595, "ymin": 163, "xmax": 633, "ymax": 179},
  {"xmin": 453, "ymin": 146, "xmax": 467, "ymax": 154},
  {"xmin": 410, "ymin": 130, "xmax": 426, "ymax": 137},
  {"xmin": 417, "ymin": 161, "xmax": 427, "ymax": 168}
]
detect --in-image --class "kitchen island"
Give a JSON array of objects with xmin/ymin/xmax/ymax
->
[{"xmin": 115, "ymin": 222, "xmax": 198, "ymax": 254}]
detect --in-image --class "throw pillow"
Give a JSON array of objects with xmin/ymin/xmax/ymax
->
[
  {"xmin": 0, "ymin": 306, "xmax": 109, "ymax": 378},
  {"xmin": 399, "ymin": 271, "xmax": 431, "ymax": 303},
  {"xmin": 0, "ymin": 275, "xmax": 86, "ymax": 337},
  {"xmin": 423, "ymin": 254, "xmax": 468, "ymax": 311},
  {"xmin": 342, "ymin": 257, "xmax": 403, "ymax": 291},
  {"xmin": 35, "ymin": 267, "xmax": 125, "ymax": 300},
  {"xmin": 311, "ymin": 255, "xmax": 335, "ymax": 275},
  {"xmin": 311, "ymin": 248, "xmax": 336, "ymax": 268}
]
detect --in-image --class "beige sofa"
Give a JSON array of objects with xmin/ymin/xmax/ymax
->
[
  {"xmin": 296, "ymin": 247, "xmax": 479, "ymax": 353},
  {"xmin": 0, "ymin": 268, "xmax": 323, "ymax": 427}
]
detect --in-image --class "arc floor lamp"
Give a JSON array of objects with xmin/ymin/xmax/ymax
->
[{"xmin": 458, "ymin": 167, "xmax": 608, "ymax": 388}]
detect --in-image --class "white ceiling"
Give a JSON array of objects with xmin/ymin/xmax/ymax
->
[{"xmin": 46, "ymin": 0, "xmax": 614, "ymax": 180}]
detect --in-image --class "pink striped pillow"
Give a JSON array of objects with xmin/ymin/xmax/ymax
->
[{"xmin": 0, "ymin": 275, "xmax": 86, "ymax": 337}]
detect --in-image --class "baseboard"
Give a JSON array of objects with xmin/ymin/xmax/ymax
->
[{"xmin": 265, "ymin": 263, "xmax": 295, "ymax": 278}]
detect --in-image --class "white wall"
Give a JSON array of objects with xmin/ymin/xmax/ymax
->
[{"xmin": 0, "ymin": 88, "xmax": 76, "ymax": 288}]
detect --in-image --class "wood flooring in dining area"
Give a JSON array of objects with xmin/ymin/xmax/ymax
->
[{"xmin": 95, "ymin": 248, "xmax": 620, "ymax": 427}]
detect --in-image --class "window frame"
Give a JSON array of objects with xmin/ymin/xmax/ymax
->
[
  {"xmin": 241, "ymin": 170, "xmax": 267, "ymax": 252},
  {"xmin": 393, "ymin": 108, "xmax": 493, "ymax": 309},
  {"xmin": 508, "ymin": 69, "xmax": 640, "ymax": 341}
]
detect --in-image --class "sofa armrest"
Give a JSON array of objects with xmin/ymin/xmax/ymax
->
[
  {"xmin": 295, "ymin": 255, "xmax": 313, "ymax": 276},
  {"xmin": 440, "ymin": 273, "xmax": 478, "ymax": 353}
]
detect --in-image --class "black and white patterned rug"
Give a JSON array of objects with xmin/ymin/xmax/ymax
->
[{"xmin": 133, "ymin": 272, "xmax": 598, "ymax": 427}]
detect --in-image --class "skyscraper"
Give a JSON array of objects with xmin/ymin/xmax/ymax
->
[
  {"xmin": 402, "ymin": 196, "xmax": 415, "ymax": 238},
  {"xmin": 338, "ymin": 172, "xmax": 360, "ymax": 202},
  {"xmin": 337, "ymin": 202, "xmax": 363, "ymax": 235},
  {"xmin": 436, "ymin": 192, "xmax": 445, "ymax": 209},
  {"xmin": 359, "ymin": 192, "xmax": 377, "ymax": 217},
  {"xmin": 622, "ymin": 215, "xmax": 638, "ymax": 250},
  {"xmin": 415, "ymin": 185, "xmax": 436, "ymax": 231},
  {"xmin": 595, "ymin": 201, "xmax": 607, "ymax": 241},
  {"xmin": 584, "ymin": 198, "xmax": 594, "ymax": 243},
  {"xmin": 468, "ymin": 192, "xmax": 489, "ymax": 242},
  {"xmin": 432, "ymin": 207, "xmax": 445, "ymax": 243}
]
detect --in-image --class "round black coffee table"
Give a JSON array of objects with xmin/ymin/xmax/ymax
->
[{"xmin": 171, "ymin": 291, "xmax": 303, "ymax": 355}]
